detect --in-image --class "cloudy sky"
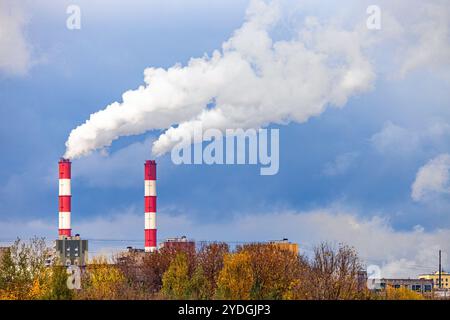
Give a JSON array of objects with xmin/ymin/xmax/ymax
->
[{"xmin": 1, "ymin": 0, "xmax": 450, "ymax": 277}]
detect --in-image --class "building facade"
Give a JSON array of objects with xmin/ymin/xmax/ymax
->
[
  {"xmin": 161, "ymin": 236, "xmax": 195, "ymax": 252},
  {"xmin": 55, "ymin": 235, "xmax": 88, "ymax": 266},
  {"xmin": 379, "ymin": 278, "xmax": 433, "ymax": 293},
  {"xmin": 419, "ymin": 271, "xmax": 450, "ymax": 289},
  {"xmin": 268, "ymin": 239, "xmax": 299, "ymax": 255}
]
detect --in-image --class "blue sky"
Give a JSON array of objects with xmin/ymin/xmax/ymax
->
[{"xmin": 1, "ymin": 0, "xmax": 450, "ymax": 276}]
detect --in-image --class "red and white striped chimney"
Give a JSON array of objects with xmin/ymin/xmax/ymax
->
[
  {"xmin": 144, "ymin": 160, "xmax": 157, "ymax": 252},
  {"xmin": 58, "ymin": 158, "xmax": 72, "ymax": 238}
]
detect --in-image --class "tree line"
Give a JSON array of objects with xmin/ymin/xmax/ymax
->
[{"xmin": 0, "ymin": 237, "xmax": 424, "ymax": 300}]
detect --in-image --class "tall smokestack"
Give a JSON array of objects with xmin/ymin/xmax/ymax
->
[
  {"xmin": 144, "ymin": 160, "xmax": 157, "ymax": 252},
  {"xmin": 58, "ymin": 158, "xmax": 72, "ymax": 238}
]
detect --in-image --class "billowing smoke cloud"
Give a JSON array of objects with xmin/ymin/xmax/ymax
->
[{"xmin": 64, "ymin": 0, "xmax": 375, "ymax": 159}]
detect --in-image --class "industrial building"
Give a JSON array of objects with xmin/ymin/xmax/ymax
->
[
  {"xmin": 55, "ymin": 158, "xmax": 88, "ymax": 267},
  {"xmin": 53, "ymin": 158, "xmax": 159, "ymax": 265},
  {"xmin": 161, "ymin": 236, "xmax": 196, "ymax": 252},
  {"xmin": 379, "ymin": 278, "xmax": 433, "ymax": 293},
  {"xmin": 53, "ymin": 158, "xmax": 305, "ymax": 265},
  {"xmin": 268, "ymin": 238, "xmax": 299, "ymax": 254},
  {"xmin": 419, "ymin": 271, "xmax": 450, "ymax": 289},
  {"xmin": 55, "ymin": 235, "xmax": 88, "ymax": 266}
]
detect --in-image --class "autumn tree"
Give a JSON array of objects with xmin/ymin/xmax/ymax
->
[
  {"xmin": 299, "ymin": 242, "xmax": 365, "ymax": 300},
  {"xmin": 42, "ymin": 265, "xmax": 73, "ymax": 300},
  {"xmin": 114, "ymin": 252, "xmax": 152, "ymax": 299},
  {"xmin": 237, "ymin": 243, "xmax": 306, "ymax": 299},
  {"xmin": 161, "ymin": 253, "xmax": 191, "ymax": 299},
  {"xmin": 76, "ymin": 257, "xmax": 126, "ymax": 300},
  {"xmin": 197, "ymin": 242, "xmax": 229, "ymax": 298},
  {"xmin": 137, "ymin": 249, "xmax": 180, "ymax": 295},
  {"xmin": 379, "ymin": 286, "xmax": 424, "ymax": 300},
  {"xmin": 216, "ymin": 252, "xmax": 254, "ymax": 300},
  {"xmin": 188, "ymin": 265, "xmax": 210, "ymax": 300},
  {"xmin": 0, "ymin": 237, "xmax": 51, "ymax": 300}
]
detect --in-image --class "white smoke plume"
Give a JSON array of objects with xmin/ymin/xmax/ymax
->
[{"xmin": 64, "ymin": 0, "xmax": 375, "ymax": 159}]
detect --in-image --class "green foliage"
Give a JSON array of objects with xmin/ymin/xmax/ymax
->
[
  {"xmin": 42, "ymin": 266, "xmax": 73, "ymax": 300},
  {"xmin": 0, "ymin": 237, "xmax": 51, "ymax": 300},
  {"xmin": 188, "ymin": 266, "xmax": 210, "ymax": 300},
  {"xmin": 161, "ymin": 253, "xmax": 191, "ymax": 299}
]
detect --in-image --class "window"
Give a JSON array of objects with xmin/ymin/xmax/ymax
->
[
  {"xmin": 412, "ymin": 285, "xmax": 421, "ymax": 291},
  {"xmin": 424, "ymin": 285, "xmax": 432, "ymax": 292}
]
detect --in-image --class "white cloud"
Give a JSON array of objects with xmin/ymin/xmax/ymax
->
[
  {"xmin": 371, "ymin": 122, "xmax": 420, "ymax": 155},
  {"xmin": 412, "ymin": 153, "xmax": 450, "ymax": 202},
  {"xmin": 398, "ymin": 1, "xmax": 450, "ymax": 77},
  {"xmin": 323, "ymin": 152, "xmax": 359, "ymax": 176},
  {"xmin": 1, "ymin": 206, "xmax": 448, "ymax": 278},
  {"xmin": 0, "ymin": 0, "xmax": 31, "ymax": 75},
  {"xmin": 371, "ymin": 121, "xmax": 450, "ymax": 155}
]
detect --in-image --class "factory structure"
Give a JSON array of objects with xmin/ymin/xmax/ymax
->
[
  {"xmin": 144, "ymin": 160, "xmax": 157, "ymax": 252},
  {"xmin": 53, "ymin": 158, "xmax": 162, "ymax": 266},
  {"xmin": 55, "ymin": 158, "xmax": 88, "ymax": 266},
  {"xmin": 52, "ymin": 157, "xmax": 299, "ymax": 267},
  {"xmin": 11, "ymin": 156, "xmax": 447, "ymax": 298}
]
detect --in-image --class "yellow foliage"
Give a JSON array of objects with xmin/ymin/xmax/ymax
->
[
  {"xmin": 29, "ymin": 268, "xmax": 52, "ymax": 300},
  {"xmin": 79, "ymin": 257, "xmax": 126, "ymax": 300},
  {"xmin": 29, "ymin": 278, "xmax": 44, "ymax": 299},
  {"xmin": 216, "ymin": 252, "xmax": 254, "ymax": 300},
  {"xmin": 384, "ymin": 286, "xmax": 424, "ymax": 300},
  {"xmin": 282, "ymin": 279, "xmax": 302, "ymax": 300},
  {"xmin": 0, "ymin": 268, "xmax": 51, "ymax": 300},
  {"xmin": 0, "ymin": 289, "xmax": 18, "ymax": 300}
]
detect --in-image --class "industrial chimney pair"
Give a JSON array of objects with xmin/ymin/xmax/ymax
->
[{"xmin": 58, "ymin": 159, "xmax": 157, "ymax": 252}]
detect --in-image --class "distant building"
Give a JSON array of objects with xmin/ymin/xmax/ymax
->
[
  {"xmin": 268, "ymin": 238, "xmax": 299, "ymax": 255},
  {"xmin": 55, "ymin": 234, "xmax": 88, "ymax": 266},
  {"xmin": 419, "ymin": 271, "xmax": 450, "ymax": 289},
  {"xmin": 161, "ymin": 236, "xmax": 195, "ymax": 252},
  {"xmin": 379, "ymin": 278, "xmax": 433, "ymax": 293},
  {"xmin": 116, "ymin": 246, "xmax": 146, "ymax": 265},
  {"xmin": 125, "ymin": 246, "xmax": 145, "ymax": 254}
]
